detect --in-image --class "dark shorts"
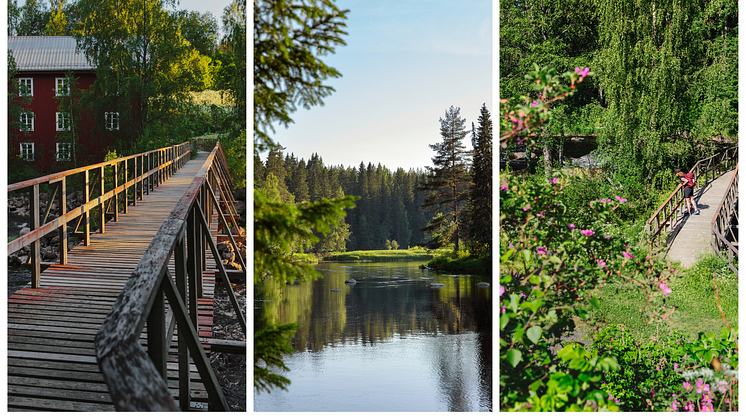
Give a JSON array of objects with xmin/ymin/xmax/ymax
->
[{"xmin": 684, "ymin": 187, "xmax": 693, "ymax": 198}]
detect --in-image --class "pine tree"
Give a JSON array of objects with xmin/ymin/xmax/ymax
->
[
  {"xmin": 468, "ymin": 104, "xmax": 492, "ymax": 256},
  {"xmin": 419, "ymin": 106, "xmax": 471, "ymax": 252}
]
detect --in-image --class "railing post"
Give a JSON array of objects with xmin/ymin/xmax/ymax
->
[
  {"xmin": 113, "ymin": 161, "xmax": 119, "ymax": 222},
  {"xmin": 58, "ymin": 177, "xmax": 67, "ymax": 265},
  {"xmin": 124, "ymin": 159, "xmax": 129, "ymax": 214},
  {"xmin": 30, "ymin": 184, "xmax": 41, "ymax": 287},
  {"xmin": 186, "ymin": 206, "xmax": 200, "ymax": 325},
  {"xmin": 133, "ymin": 156, "xmax": 138, "ymax": 207},
  {"xmin": 99, "ymin": 166, "xmax": 106, "ymax": 234},
  {"xmin": 83, "ymin": 169, "xmax": 91, "ymax": 245},
  {"xmin": 175, "ymin": 232, "xmax": 191, "ymax": 410},
  {"xmin": 147, "ymin": 284, "xmax": 168, "ymax": 382}
]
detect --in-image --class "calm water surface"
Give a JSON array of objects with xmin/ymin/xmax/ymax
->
[{"xmin": 254, "ymin": 261, "xmax": 492, "ymax": 412}]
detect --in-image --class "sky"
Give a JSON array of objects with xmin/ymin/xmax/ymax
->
[{"xmin": 263, "ymin": 0, "xmax": 494, "ymax": 172}]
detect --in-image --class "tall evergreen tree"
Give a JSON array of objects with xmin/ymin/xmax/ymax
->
[
  {"xmin": 419, "ymin": 106, "xmax": 471, "ymax": 252},
  {"xmin": 468, "ymin": 104, "xmax": 493, "ymax": 255}
]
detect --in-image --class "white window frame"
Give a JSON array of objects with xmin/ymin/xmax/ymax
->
[
  {"xmin": 105, "ymin": 112, "xmax": 120, "ymax": 131},
  {"xmin": 18, "ymin": 78, "xmax": 33, "ymax": 96},
  {"xmin": 55, "ymin": 77, "xmax": 69, "ymax": 96},
  {"xmin": 19, "ymin": 112, "xmax": 34, "ymax": 131},
  {"xmin": 56, "ymin": 143, "xmax": 72, "ymax": 161},
  {"xmin": 20, "ymin": 143, "xmax": 34, "ymax": 161},
  {"xmin": 56, "ymin": 112, "xmax": 71, "ymax": 131}
]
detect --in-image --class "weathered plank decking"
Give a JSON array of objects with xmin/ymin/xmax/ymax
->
[{"xmin": 7, "ymin": 151, "xmax": 218, "ymax": 412}]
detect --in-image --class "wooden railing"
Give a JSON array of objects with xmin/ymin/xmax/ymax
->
[
  {"xmin": 645, "ymin": 146, "xmax": 738, "ymax": 245},
  {"xmin": 711, "ymin": 164, "xmax": 738, "ymax": 273},
  {"xmin": 95, "ymin": 142, "xmax": 246, "ymax": 411},
  {"xmin": 8, "ymin": 141, "xmax": 197, "ymax": 287}
]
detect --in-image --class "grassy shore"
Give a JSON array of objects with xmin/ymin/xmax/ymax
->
[
  {"xmin": 585, "ymin": 255, "xmax": 738, "ymax": 341},
  {"xmin": 427, "ymin": 253, "xmax": 492, "ymax": 275},
  {"xmin": 323, "ymin": 248, "xmax": 435, "ymax": 262}
]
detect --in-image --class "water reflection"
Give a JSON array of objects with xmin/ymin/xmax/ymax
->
[{"xmin": 254, "ymin": 261, "xmax": 492, "ymax": 412}]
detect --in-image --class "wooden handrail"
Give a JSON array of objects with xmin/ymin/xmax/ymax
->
[
  {"xmin": 645, "ymin": 146, "xmax": 737, "ymax": 245},
  {"xmin": 95, "ymin": 142, "xmax": 245, "ymax": 411},
  {"xmin": 711, "ymin": 164, "xmax": 738, "ymax": 273},
  {"xmin": 7, "ymin": 141, "xmax": 197, "ymax": 287}
]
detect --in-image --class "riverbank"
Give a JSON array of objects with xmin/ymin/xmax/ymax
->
[
  {"xmin": 426, "ymin": 253, "xmax": 492, "ymax": 275},
  {"xmin": 323, "ymin": 248, "xmax": 435, "ymax": 262}
]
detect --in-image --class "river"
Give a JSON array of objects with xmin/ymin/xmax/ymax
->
[{"xmin": 253, "ymin": 261, "xmax": 492, "ymax": 412}]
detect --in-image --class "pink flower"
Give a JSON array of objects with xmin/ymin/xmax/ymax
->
[
  {"xmin": 696, "ymin": 379, "xmax": 705, "ymax": 393},
  {"xmin": 615, "ymin": 195, "xmax": 628, "ymax": 203},
  {"xmin": 501, "ymin": 183, "xmax": 508, "ymax": 191},
  {"xmin": 499, "ymin": 285, "xmax": 505, "ymax": 297},
  {"xmin": 622, "ymin": 251, "xmax": 634, "ymax": 258},
  {"xmin": 537, "ymin": 247, "xmax": 547, "ymax": 255},
  {"xmin": 671, "ymin": 400, "xmax": 678, "ymax": 411},
  {"xmin": 718, "ymin": 380, "xmax": 728, "ymax": 393},
  {"xmin": 674, "ymin": 363, "xmax": 678, "ymax": 371},
  {"xmin": 531, "ymin": 100, "xmax": 539, "ymax": 108},
  {"xmin": 599, "ymin": 198, "xmax": 612, "ymax": 204},
  {"xmin": 568, "ymin": 223, "xmax": 576, "ymax": 229},
  {"xmin": 659, "ymin": 283, "xmax": 672, "ymax": 297},
  {"xmin": 580, "ymin": 229, "xmax": 595, "ymax": 236},
  {"xmin": 551, "ymin": 177, "xmax": 559, "ymax": 184},
  {"xmin": 683, "ymin": 382, "xmax": 692, "ymax": 391},
  {"xmin": 575, "ymin": 67, "xmax": 590, "ymax": 78},
  {"xmin": 662, "ymin": 314, "xmax": 667, "ymax": 319},
  {"xmin": 597, "ymin": 259, "xmax": 606, "ymax": 268},
  {"xmin": 522, "ymin": 204, "xmax": 530, "ymax": 211}
]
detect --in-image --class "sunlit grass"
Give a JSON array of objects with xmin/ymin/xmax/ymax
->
[
  {"xmin": 587, "ymin": 255, "xmax": 738, "ymax": 341},
  {"xmin": 324, "ymin": 248, "xmax": 435, "ymax": 262}
]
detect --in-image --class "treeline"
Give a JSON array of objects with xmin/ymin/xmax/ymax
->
[
  {"xmin": 500, "ymin": 0, "xmax": 737, "ymax": 193},
  {"xmin": 255, "ymin": 152, "xmax": 434, "ymax": 252}
]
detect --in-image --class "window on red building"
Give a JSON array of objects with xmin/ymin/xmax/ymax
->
[
  {"xmin": 105, "ymin": 112, "xmax": 120, "ymax": 131},
  {"xmin": 56, "ymin": 112, "xmax": 71, "ymax": 131},
  {"xmin": 56, "ymin": 143, "xmax": 72, "ymax": 161},
  {"xmin": 20, "ymin": 143, "xmax": 34, "ymax": 161},
  {"xmin": 55, "ymin": 77, "xmax": 69, "ymax": 96},
  {"xmin": 19, "ymin": 78, "xmax": 33, "ymax": 96},
  {"xmin": 20, "ymin": 112, "xmax": 34, "ymax": 131}
]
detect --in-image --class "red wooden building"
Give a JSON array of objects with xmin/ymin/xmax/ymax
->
[{"xmin": 8, "ymin": 36, "xmax": 119, "ymax": 172}]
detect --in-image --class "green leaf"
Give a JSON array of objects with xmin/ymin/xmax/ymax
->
[
  {"xmin": 590, "ymin": 297, "xmax": 600, "ymax": 309},
  {"xmin": 527, "ymin": 325, "xmax": 543, "ymax": 344},
  {"xmin": 506, "ymin": 349, "xmax": 523, "ymax": 367}
]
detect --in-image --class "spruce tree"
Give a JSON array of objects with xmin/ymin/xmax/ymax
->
[
  {"xmin": 419, "ymin": 106, "xmax": 471, "ymax": 252},
  {"xmin": 468, "ymin": 104, "xmax": 492, "ymax": 255}
]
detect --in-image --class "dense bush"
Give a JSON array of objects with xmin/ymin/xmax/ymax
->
[{"xmin": 592, "ymin": 324, "xmax": 739, "ymax": 412}]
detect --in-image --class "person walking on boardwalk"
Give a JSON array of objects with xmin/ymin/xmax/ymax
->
[{"xmin": 675, "ymin": 168, "xmax": 699, "ymax": 216}]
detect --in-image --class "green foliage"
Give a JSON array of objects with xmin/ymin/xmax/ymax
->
[
  {"xmin": 254, "ymin": 322, "xmax": 300, "ymax": 393},
  {"xmin": 75, "ymin": 0, "xmax": 219, "ymax": 152},
  {"xmin": 500, "ymin": 65, "xmax": 681, "ymax": 412},
  {"xmin": 591, "ymin": 324, "xmax": 739, "ymax": 412},
  {"xmin": 254, "ymin": 190, "xmax": 357, "ymax": 284}
]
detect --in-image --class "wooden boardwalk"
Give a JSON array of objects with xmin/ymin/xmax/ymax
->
[
  {"xmin": 7, "ymin": 151, "xmax": 218, "ymax": 411},
  {"xmin": 666, "ymin": 169, "xmax": 736, "ymax": 268}
]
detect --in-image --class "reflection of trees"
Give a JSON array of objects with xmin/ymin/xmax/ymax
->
[{"xmin": 256, "ymin": 262, "xmax": 491, "ymax": 367}]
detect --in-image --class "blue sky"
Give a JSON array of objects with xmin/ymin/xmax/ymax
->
[{"xmin": 264, "ymin": 0, "xmax": 494, "ymax": 171}]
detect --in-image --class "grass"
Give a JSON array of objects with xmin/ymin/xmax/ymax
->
[
  {"xmin": 323, "ymin": 248, "xmax": 435, "ymax": 262},
  {"xmin": 427, "ymin": 253, "xmax": 492, "ymax": 274},
  {"xmin": 291, "ymin": 253, "xmax": 319, "ymax": 264},
  {"xmin": 586, "ymin": 255, "xmax": 738, "ymax": 342},
  {"xmin": 186, "ymin": 90, "xmax": 233, "ymax": 106}
]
